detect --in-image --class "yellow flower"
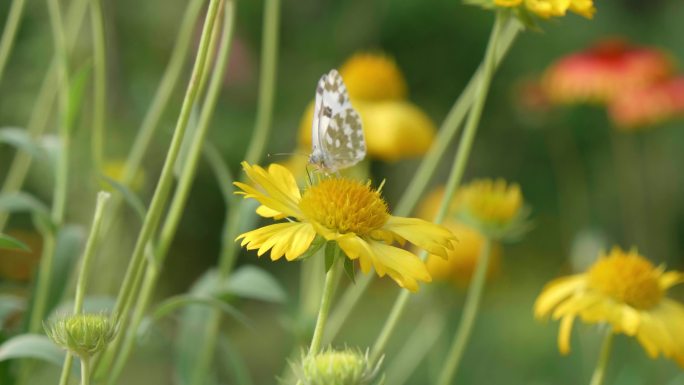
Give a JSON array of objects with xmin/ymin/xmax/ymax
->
[
  {"xmin": 339, "ymin": 53, "xmax": 407, "ymax": 101},
  {"xmin": 494, "ymin": 0, "xmax": 595, "ymax": 18},
  {"xmin": 425, "ymin": 222, "xmax": 501, "ymax": 286},
  {"xmin": 418, "ymin": 188, "xmax": 501, "ymax": 286},
  {"xmin": 535, "ymin": 247, "xmax": 684, "ymax": 366},
  {"xmin": 453, "ymin": 179, "xmax": 530, "ymax": 241},
  {"xmin": 234, "ymin": 162, "xmax": 457, "ymax": 291},
  {"xmin": 298, "ymin": 53, "xmax": 436, "ymax": 162}
]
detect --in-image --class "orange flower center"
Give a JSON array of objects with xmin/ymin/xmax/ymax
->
[
  {"xmin": 587, "ymin": 251, "xmax": 663, "ymax": 309},
  {"xmin": 299, "ymin": 178, "xmax": 389, "ymax": 236}
]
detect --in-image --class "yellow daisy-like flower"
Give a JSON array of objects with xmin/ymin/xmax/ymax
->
[
  {"xmin": 493, "ymin": 0, "xmax": 595, "ymax": 18},
  {"xmin": 455, "ymin": 179, "xmax": 528, "ymax": 240},
  {"xmin": 299, "ymin": 52, "xmax": 436, "ymax": 162},
  {"xmin": 535, "ymin": 247, "xmax": 684, "ymax": 365},
  {"xmin": 234, "ymin": 162, "xmax": 457, "ymax": 291}
]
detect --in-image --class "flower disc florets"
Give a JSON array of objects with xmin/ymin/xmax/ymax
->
[
  {"xmin": 296, "ymin": 348, "xmax": 382, "ymax": 385},
  {"xmin": 300, "ymin": 179, "xmax": 389, "ymax": 236},
  {"xmin": 44, "ymin": 313, "xmax": 117, "ymax": 358},
  {"xmin": 587, "ymin": 248, "xmax": 663, "ymax": 309}
]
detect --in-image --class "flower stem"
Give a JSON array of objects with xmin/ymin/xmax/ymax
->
[
  {"xmin": 0, "ymin": 0, "xmax": 89, "ymax": 232},
  {"xmin": 589, "ymin": 329, "xmax": 614, "ymax": 385},
  {"xmin": 186, "ymin": 0, "xmax": 280, "ymax": 381},
  {"xmin": 97, "ymin": 0, "xmax": 223, "ymax": 381},
  {"xmin": 56, "ymin": 192, "xmax": 110, "ymax": 385},
  {"xmin": 81, "ymin": 356, "xmax": 91, "ymax": 385},
  {"xmin": 89, "ymin": 0, "xmax": 107, "ymax": 172},
  {"xmin": 0, "ymin": 0, "xmax": 27, "ymax": 85},
  {"xmin": 309, "ymin": 259, "xmax": 341, "ymax": 356},
  {"xmin": 368, "ymin": 12, "xmax": 513, "ymax": 364},
  {"xmin": 27, "ymin": 0, "xmax": 73, "ymax": 335},
  {"xmin": 435, "ymin": 240, "xmax": 491, "ymax": 385},
  {"xmin": 102, "ymin": 2, "xmax": 235, "ymax": 383},
  {"xmin": 323, "ymin": 17, "xmax": 521, "ymax": 345}
]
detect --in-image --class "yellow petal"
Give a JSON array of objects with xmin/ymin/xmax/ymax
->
[
  {"xmin": 236, "ymin": 222, "xmax": 316, "ymax": 261},
  {"xmin": 660, "ymin": 271, "xmax": 684, "ymax": 290},
  {"xmin": 383, "ymin": 216, "xmax": 456, "ymax": 258},
  {"xmin": 558, "ymin": 315, "xmax": 575, "ymax": 355},
  {"xmin": 337, "ymin": 236, "xmax": 431, "ymax": 291},
  {"xmin": 235, "ymin": 162, "xmax": 302, "ymax": 218},
  {"xmin": 256, "ymin": 205, "xmax": 287, "ymax": 219},
  {"xmin": 534, "ymin": 275, "xmax": 585, "ymax": 318}
]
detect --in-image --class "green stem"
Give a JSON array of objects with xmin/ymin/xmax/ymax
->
[
  {"xmin": 435, "ymin": 240, "xmax": 491, "ymax": 385},
  {"xmin": 47, "ymin": 0, "xmax": 71, "ymax": 226},
  {"xmin": 323, "ymin": 18, "xmax": 521, "ymax": 345},
  {"xmin": 0, "ymin": 0, "xmax": 89, "ymax": 232},
  {"xmin": 371, "ymin": 13, "xmax": 514, "ymax": 365},
  {"xmin": 90, "ymin": 0, "xmax": 107, "ymax": 172},
  {"xmin": 27, "ymin": 0, "xmax": 73, "ymax": 335},
  {"xmin": 385, "ymin": 311, "xmax": 445, "ymax": 385},
  {"xmin": 104, "ymin": 3, "xmax": 235, "ymax": 383},
  {"xmin": 308, "ymin": 259, "xmax": 340, "ymax": 356},
  {"xmin": 185, "ymin": 1, "xmax": 280, "ymax": 381},
  {"xmin": 589, "ymin": 329, "xmax": 614, "ymax": 385},
  {"xmin": 56, "ymin": 192, "xmax": 110, "ymax": 385},
  {"xmin": 0, "ymin": 0, "xmax": 27, "ymax": 85},
  {"xmin": 107, "ymin": 0, "xmax": 221, "ymax": 331},
  {"xmin": 81, "ymin": 356, "xmax": 91, "ymax": 385}
]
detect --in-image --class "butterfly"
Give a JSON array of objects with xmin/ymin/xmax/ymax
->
[{"xmin": 308, "ymin": 69, "xmax": 366, "ymax": 173}]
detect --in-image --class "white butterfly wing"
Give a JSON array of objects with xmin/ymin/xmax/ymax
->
[{"xmin": 311, "ymin": 69, "xmax": 366, "ymax": 172}]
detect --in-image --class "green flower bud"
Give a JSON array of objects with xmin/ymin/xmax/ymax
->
[
  {"xmin": 295, "ymin": 348, "xmax": 382, "ymax": 385},
  {"xmin": 44, "ymin": 313, "xmax": 117, "ymax": 358}
]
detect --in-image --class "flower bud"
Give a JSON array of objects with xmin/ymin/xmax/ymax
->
[
  {"xmin": 44, "ymin": 313, "xmax": 117, "ymax": 358},
  {"xmin": 295, "ymin": 348, "xmax": 382, "ymax": 385}
]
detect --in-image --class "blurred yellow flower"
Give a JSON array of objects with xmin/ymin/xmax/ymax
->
[
  {"xmin": 102, "ymin": 160, "xmax": 145, "ymax": 191},
  {"xmin": 535, "ymin": 247, "xmax": 684, "ymax": 365},
  {"xmin": 299, "ymin": 52, "xmax": 436, "ymax": 162},
  {"xmin": 339, "ymin": 53, "xmax": 407, "ymax": 101},
  {"xmin": 418, "ymin": 188, "xmax": 501, "ymax": 286},
  {"xmin": 234, "ymin": 162, "xmax": 457, "ymax": 291},
  {"xmin": 456, "ymin": 178, "xmax": 523, "ymax": 227},
  {"xmin": 494, "ymin": 0, "xmax": 595, "ymax": 18}
]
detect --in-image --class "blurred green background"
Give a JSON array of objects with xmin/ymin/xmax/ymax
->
[{"xmin": 2, "ymin": 0, "xmax": 684, "ymax": 384}]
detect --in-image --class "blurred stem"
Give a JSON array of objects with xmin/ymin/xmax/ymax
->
[
  {"xmin": 589, "ymin": 329, "xmax": 614, "ymax": 385},
  {"xmin": 367, "ymin": 13, "xmax": 513, "ymax": 365},
  {"xmin": 104, "ymin": 2, "xmax": 235, "ymax": 383},
  {"xmin": 27, "ymin": 0, "xmax": 73, "ymax": 336},
  {"xmin": 609, "ymin": 131, "xmax": 645, "ymax": 248},
  {"xmin": 0, "ymin": 0, "xmax": 89, "ymax": 232},
  {"xmin": 435, "ymin": 240, "xmax": 491, "ymax": 385},
  {"xmin": 57, "ymin": 192, "xmax": 111, "ymax": 385},
  {"xmin": 189, "ymin": 1, "xmax": 280, "ymax": 382},
  {"xmin": 0, "ymin": 0, "xmax": 26, "ymax": 85},
  {"xmin": 324, "ymin": 18, "xmax": 520, "ymax": 345},
  {"xmin": 385, "ymin": 311, "xmax": 445, "ymax": 385},
  {"xmin": 100, "ymin": 0, "xmax": 223, "ymax": 381},
  {"xmin": 308, "ymin": 258, "xmax": 340, "ymax": 356},
  {"xmin": 90, "ymin": 0, "xmax": 107, "ymax": 172},
  {"xmin": 81, "ymin": 356, "xmax": 91, "ymax": 385}
]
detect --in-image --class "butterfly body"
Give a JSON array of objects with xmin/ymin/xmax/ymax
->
[{"xmin": 309, "ymin": 69, "xmax": 366, "ymax": 173}]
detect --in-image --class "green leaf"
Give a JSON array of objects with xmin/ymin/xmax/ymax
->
[
  {"xmin": 343, "ymin": 257, "xmax": 356, "ymax": 284},
  {"xmin": 0, "ymin": 192, "xmax": 52, "ymax": 226},
  {"xmin": 324, "ymin": 242, "xmax": 336, "ymax": 273},
  {"xmin": 139, "ymin": 294, "xmax": 250, "ymax": 339},
  {"xmin": 217, "ymin": 334, "xmax": 254, "ymax": 385},
  {"xmin": 218, "ymin": 265, "xmax": 287, "ymax": 304},
  {"xmin": 0, "ymin": 127, "xmax": 46, "ymax": 159},
  {"xmin": 0, "ymin": 233, "xmax": 30, "ymax": 251},
  {"xmin": 66, "ymin": 62, "xmax": 92, "ymax": 132},
  {"xmin": 99, "ymin": 175, "xmax": 147, "ymax": 221},
  {"xmin": 0, "ymin": 334, "xmax": 65, "ymax": 366},
  {"xmin": 296, "ymin": 236, "xmax": 325, "ymax": 261}
]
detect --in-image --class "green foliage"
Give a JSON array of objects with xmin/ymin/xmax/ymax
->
[
  {"xmin": 0, "ymin": 334, "xmax": 68, "ymax": 367},
  {"xmin": 0, "ymin": 232, "xmax": 29, "ymax": 251}
]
